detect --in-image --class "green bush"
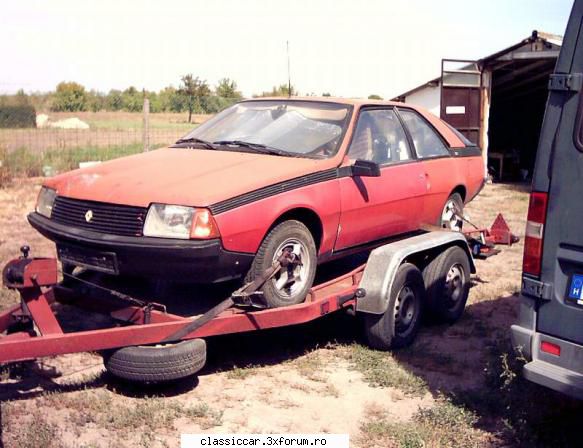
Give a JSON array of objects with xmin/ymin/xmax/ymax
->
[{"xmin": 0, "ymin": 104, "xmax": 36, "ymax": 128}]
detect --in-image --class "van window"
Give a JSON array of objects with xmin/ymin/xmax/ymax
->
[
  {"xmin": 348, "ymin": 109, "xmax": 412, "ymax": 164},
  {"xmin": 399, "ymin": 109, "xmax": 450, "ymax": 158}
]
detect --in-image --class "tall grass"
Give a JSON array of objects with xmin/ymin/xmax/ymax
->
[{"xmin": 0, "ymin": 143, "xmax": 147, "ymax": 179}]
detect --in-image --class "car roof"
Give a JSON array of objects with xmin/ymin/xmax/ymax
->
[
  {"xmin": 240, "ymin": 97, "xmax": 469, "ymax": 149},
  {"xmin": 241, "ymin": 96, "xmax": 403, "ymax": 107}
]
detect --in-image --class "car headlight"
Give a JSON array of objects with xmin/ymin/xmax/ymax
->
[
  {"xmin": 143, "ymin": 204, "xmax": 220, "ymax": 239},
  {"xmin": 36, "ymin": 187, "xmax": 57, "ymax": 218}
]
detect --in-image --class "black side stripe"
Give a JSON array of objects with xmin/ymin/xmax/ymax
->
[{"xmin": 209, "ymin": 168, "xmax": 339, "ymax": 215}]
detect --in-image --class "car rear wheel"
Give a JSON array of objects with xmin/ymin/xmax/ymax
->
[
  {"xmin": 245, "ymin": 220, "xmax": 317, "ymax": 308},
  {"xmin": 440, "ymin": 192, "xmax": 464, "ymax": 231}
]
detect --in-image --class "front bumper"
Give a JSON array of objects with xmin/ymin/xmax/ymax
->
[{"xmin": 28, "ymin": 212, "xmax": 254, "ymax": 283}]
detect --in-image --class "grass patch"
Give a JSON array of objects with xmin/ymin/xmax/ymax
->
[
  {"xmin": 7, "ymin": 409, "xmax": 65, "ymax": 448},
  {"xmin": 449, "ymin": 336, "xmax": 583, "ymax": 447},
  {"xmin": 40, "ymin": 390, "xmax": 222, "ymax": 435},
  {"xmin": 344, "ymin": 344, "xmax": 427, "ymax": 396},
  {"xmin": 289, "ymin": 350, "xmax": 327, "ymax": 382},
  {"xmin": 226, "ymin": 365, "xmax": 260, "ymax": 380},
  {"xmin": 359, "ymin": 400, "xmax": 481, "ymax": 448},
  {"xmin": 1, "ymin": 143, "xmax": 145, "ymax": 177}
]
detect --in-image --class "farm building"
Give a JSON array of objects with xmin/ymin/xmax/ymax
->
[{"xmin": 392, "ymin": 31, "xmax": 562, "ymax": 180}]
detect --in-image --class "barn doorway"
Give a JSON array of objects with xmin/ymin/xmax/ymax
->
[{"xmin": 486, "ymin": 39, "xmax": 559, "ymax": 181}]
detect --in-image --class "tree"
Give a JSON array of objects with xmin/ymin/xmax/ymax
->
[
  {"xmin": 106, "ymin": 89, "xmax": 123, "ymax": 111},
  {"xmin": 87, "ymin": 90, "xmax": 106, "ymax": 112},
  {"xmin": 255, "ymin": 84, "xmax": 297, "ymax": 98},
  {"xmin": 322, "ymin": 92, "xmax": 332, "ymax": 97},
  {"xmin": 215, "ymin": 78, "xmax": 242, "ymax": 100},
  {"xmin": 51, "ymin": 81, "xmax": 87, "ymax": 112},
  {"xmin": 368, "ymin": 94, "xmax": 383, "ymax": 100},
  {"xmin": 178, "ymin": 74, "xmax": 210, "ymax": 122},
  {"xmin": 121, "ymin": 86, "xmax": 142, "ymax": 112}
]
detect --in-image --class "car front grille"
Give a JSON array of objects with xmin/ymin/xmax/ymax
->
[{"xmin": 51, "ymin": 196, "xmax": 147, "ymax": 237}]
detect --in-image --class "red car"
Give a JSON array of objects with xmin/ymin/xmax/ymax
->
[{"xmin": 29, "ymin": 98, "xmax": 485, "ymax": 308}]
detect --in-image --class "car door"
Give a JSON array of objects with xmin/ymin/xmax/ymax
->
[
  {"xmin": 334, "ymin": 107, "xmax": 427, "ymax": 251},
  {"xmin": 397, "ymin": 108, "xmax": 457, "ymax": 224}
]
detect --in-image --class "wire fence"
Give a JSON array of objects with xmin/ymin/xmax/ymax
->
[
  {"xmin": 0, "ymin": 127, "xmax": 186, "ymax": 153},
  {"xmin": 0, "ymin": 108, "xmax": 213, "ymax": 181}
]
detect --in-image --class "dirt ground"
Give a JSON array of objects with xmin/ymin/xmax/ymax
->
[{"xmin": 0, "ymin": 179, "xmax": 581, "ymax": 448}]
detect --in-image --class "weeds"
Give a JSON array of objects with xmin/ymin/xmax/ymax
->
[
  {"xmin": 289, "ymin": 350, "xmax": 326, "ymax": 382},
  {"xmin": 226, "ymin": 365, "xmax": 260, "ymax": 380},
  {"xmin": 1, "ymin": 144, "xmax": 146, "ymax": 177},
  {"xmin": 358, "ymin": 399, "xmax": 481, "ymax": 448},
  {"xmin": 344, "ymin": 344, "xmax": 427, "ymax": 396},
  {"xmin": 450, "ymin": 336, "xmax": 583, "ymax": 447},
  {"xmin": 7, "ymin": 409, "xmax": 65, "ymax": 448}
]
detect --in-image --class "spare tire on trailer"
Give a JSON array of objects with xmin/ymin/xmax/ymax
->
[{"xmin": 103, "ymin": 338, "xmax": 206, "ymax": 383}]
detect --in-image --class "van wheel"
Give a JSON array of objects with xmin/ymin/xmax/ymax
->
[
  {"xmin": 440, "ymin": 193, "xmax": 464, "ymax": 231},
  {"xmin": 245, "ymin": 220, "xmax": 317, "ymax": 308},
  {"xmin": 423, "ymin": 246, "xmax": 470, "ymax": 323},
  {"xmin": 364, "ymin": 263, "xmax": 425, "ymax": 350}
]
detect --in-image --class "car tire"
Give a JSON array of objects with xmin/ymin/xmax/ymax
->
[
  {"xmin": 245, "ymin": 220, "xmax": 317, "ymax": 308},
  {"xmin": 364, "ymin": 263, "xmax": 425, "ymax": 350},
  {"xmin": 422, "ymin": 246, "xmax": 470, "ymax": 324},
  {"xmin": 103, "ymin": 338, "xmax": 206, "ymax": 383},
  {"xmin": 440, "ymin": 192, "xmax": 464, "ymax": 231}
]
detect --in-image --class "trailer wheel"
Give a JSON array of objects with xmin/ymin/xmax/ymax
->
[
  {"xmin": 364, "ymin": 263, "xmax": 425, "ymax": 350},
  {"xmin": 246, "ymin": 220, "xmax": 317, "ymax": 308},
  {"xmin": 423, "ymin": 246, "xmax": 470, "ymax": 323},
  {"xmin": 103, "ymin": 338, "xmax": 206, "ymax": 383}
]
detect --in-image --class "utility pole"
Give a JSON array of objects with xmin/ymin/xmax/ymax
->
[{"xmin": 287, "ymin": 41, "xmax": 292, "ymax": 98}]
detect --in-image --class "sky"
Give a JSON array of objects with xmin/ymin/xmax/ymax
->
[{"xmin": 0, "ymin": 0, "xmax": 574, "ymax": 99}]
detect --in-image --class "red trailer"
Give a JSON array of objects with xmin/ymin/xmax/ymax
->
[{"xmin": 0, "ymin": 231, "xmax": 477, "ymax": 383}]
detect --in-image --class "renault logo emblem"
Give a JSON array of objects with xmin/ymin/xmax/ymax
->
[{"xmin": 85, "ymin": 210, "xmax": 93, "ymax": 222}]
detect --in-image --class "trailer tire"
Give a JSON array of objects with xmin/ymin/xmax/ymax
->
[
  {"xmin": 364, "ymin": 263, "xmax": 425, "ymax": 350},
  {"xmin": 103, "ymin": 338, "xmax": 206, "ymax": 383},
  {"xmin": 423, "ymin": 245, "xmax": 470, "ymax": 323}
]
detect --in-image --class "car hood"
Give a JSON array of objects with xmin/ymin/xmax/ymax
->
[{"xmin": 44, "ymin": 147, "xmax": 335, "ymax": 209}]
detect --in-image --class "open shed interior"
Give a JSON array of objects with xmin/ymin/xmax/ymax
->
[{"xmin": 487, "ymin": 50, "xmax": 558, "ymax": 181}]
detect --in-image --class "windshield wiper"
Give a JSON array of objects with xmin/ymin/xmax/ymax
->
[
  {"xmin": 213, "ymin": 140, "xmax": 298, "ymax": 157},
  {"xmin": 173, "ymin": 137, "xmax": 216, "ymax": 150}
]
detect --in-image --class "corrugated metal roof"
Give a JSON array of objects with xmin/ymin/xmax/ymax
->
[{"xmin": 392, "ymin": 30, "xmax": 563, "ymax": 101}]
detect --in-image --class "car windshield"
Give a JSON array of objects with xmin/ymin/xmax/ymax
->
[{"xmin": 179, "ymin": 100, "xmax": 352, "ymax": 158}]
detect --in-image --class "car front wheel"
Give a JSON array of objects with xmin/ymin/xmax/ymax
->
[{"xmin": 245, "ymin": 220, "xmax": 317, "ymax": 308}]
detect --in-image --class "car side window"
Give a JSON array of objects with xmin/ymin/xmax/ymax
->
[
  {"xmin": 347, "ymin": 109, "xmax": 412, "ymax": 164},
  {"xmin": 398, "ymin": 109, "xmax": 450, "ymax": 158}
]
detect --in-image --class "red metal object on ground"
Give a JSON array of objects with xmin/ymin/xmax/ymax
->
[
  {"xmin": 0, "ymin": 256, "xmax": 363, "ymax": 364},
  {"xmin": 462, "ymin": 213, "xmax": 518, "ymax": 259},
  {"xmin": 488, "ymin": 213, "xmax": 520, "ymax": 245}
]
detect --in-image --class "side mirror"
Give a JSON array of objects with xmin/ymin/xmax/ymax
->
[{"xmin": 351, "ymin": 159, "xmax": 381, "ymax": 177}]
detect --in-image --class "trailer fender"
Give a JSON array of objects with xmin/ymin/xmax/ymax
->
[{"xmin": 356, "ymin": 232, "xmax": 475, "ymax": 315}]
